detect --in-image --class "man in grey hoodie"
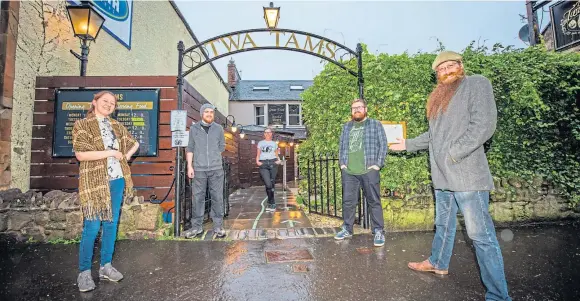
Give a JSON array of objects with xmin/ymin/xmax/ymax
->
[
  {"xmin": 183, "ymin": 103, "xmax": 226, "ymax": 238},
  {"xmin": 389, "ymin": 51, "xmax": 511, "ymax": 301}
]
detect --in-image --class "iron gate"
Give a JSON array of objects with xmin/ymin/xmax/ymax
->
[{"xmin": 303, "ymin": 153, "xmax": 371, "ymax": 229}]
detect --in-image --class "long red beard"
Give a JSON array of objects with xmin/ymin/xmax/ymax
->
[{"xmin": 426, "ymin": 71, "xmax": 465, "ymax": 120}]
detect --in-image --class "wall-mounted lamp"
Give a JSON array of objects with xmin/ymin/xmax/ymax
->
[{"xmin": 224, "ymin": 115, "xmax": 238, "ymax": 133}]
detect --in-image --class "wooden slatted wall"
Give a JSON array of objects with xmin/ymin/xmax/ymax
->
[{"xmin": 30, "ymin": 76, "xmax": 239, "ymax": 199}]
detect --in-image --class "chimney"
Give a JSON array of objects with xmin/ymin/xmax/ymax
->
[{"xmin": 227, "ymin": 59, "xmax": 240, "ymax": 88}]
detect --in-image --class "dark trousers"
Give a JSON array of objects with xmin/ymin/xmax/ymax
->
[
  {"xmin": 191, "ymin": 169, "xmax": 224, "ymax": 230},
  {"xmin": 341, "ymin": 169, "xmax": 384, "ymax": 234},
  {"xmin": 259, "ymin": 159, "xmax": 278, "ymax": 205}
]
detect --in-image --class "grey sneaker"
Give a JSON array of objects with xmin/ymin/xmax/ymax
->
[
  {"xmin": 373, "ymin": 231, "xmax": 385, "ymax": 247},
  {"xmin": 214, "ymin": 228, "xmax": 226, "ymax": 238},
  {"xmin": 99, "ymin": 263, "xmax": 123, "ymax": 282},
  {"xmin": 77, "ymin": 270, "xmax": 95, "ymax": 292},
  {"xmin": 183, "ymin": 227, "xmax": 203, "ymax": 239}
]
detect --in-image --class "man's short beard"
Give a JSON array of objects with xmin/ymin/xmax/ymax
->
[
  {"xmin": 202, "ymin": 116, "xmax": 214, "ymax": 124},
  {"xmin": 426, "ymin": 69, "xmax": 465, "ymax": 120},
  {"xmin": 352, "ymin": 112, "xmax": 366, "ymax": 122}
]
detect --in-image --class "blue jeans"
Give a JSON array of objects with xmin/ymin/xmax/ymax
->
[
  {"xmin": 429, "ymin": 190, "xmax": 511, "ymax": 301},
  {"xmin": 79, "ymin": 178, "xmax": 125, "ymax": 272}
]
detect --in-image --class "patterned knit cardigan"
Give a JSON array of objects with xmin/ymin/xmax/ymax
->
[{"xmin": 72, "ymin": 113, "xmax": 137, "ymax": 221}]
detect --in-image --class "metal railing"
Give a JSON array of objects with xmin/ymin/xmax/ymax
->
[{"xmin": 304, "ymin": 154, "xmax": 370, "ymax": 229}]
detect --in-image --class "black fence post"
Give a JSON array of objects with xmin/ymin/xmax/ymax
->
[
  {"xmin": 318, "ymin": 153, "xmax": 324, "ymax": 215},
  {"xmin": 357, "ymin": 189, "xmax": 362, "ymax": 226},
  {"xmin": 307, "ymin": 157, "xmax": 311, "ymax": 214},
  {"xmin": 333, "ymin": 155, "xmax": 337, "ymax": 217},
  {"xmin": 312, "ymin": 153, "xmax": 318, "ymax": 214},
  {"xmin": 326, "ymin": 153, "xmax": 330, "ymax": 216}
]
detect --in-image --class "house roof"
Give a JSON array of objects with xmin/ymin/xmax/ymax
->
[
  {"xmin": 231, "ymin": 80, "xmax": 313, "ymax": 101},
  {"xmin": 541, "ymin": 21, "xmax": 551, "ymax": 35}
]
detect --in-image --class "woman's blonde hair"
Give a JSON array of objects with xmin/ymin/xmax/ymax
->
[{"xmin": 87, "ymin": 91, "xmax": 118, "ymax": 114}]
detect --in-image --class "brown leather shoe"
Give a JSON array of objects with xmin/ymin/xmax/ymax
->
[{"xmin": 408, "ymin": 259, "xmax": 449, "ymax": 275}]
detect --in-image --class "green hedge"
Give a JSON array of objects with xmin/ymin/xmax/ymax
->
[{"xmin": 299, "ymin": 43, "xmax": 580, "ymax": 203}]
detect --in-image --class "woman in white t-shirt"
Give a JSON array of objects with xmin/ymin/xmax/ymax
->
[{"xmin": 256, "ymin": 127, "xmax": 282, "ymax": 212}]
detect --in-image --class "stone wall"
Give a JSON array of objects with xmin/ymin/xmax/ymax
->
[
  {"xmin": 0, "ymin": 189, "xmax": 165, "ymax": 242},
  {"xmin": 382, "ymin": 177, "xmax": 579, "ymax": 232},
  {"xmin": 0, "ymin": 0, "xmax": 20, "ymax": 189}
]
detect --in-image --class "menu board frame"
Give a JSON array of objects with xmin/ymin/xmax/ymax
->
[{"xmin": 52, "ymin": 89, "xmax": 160, "ymax": 158}]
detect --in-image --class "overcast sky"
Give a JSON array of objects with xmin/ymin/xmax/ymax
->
[{"xmin": 175, "ymin": 0, "xmax": 552, "ymax": 81}]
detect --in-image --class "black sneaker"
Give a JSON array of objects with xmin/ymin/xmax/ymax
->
[{"xmin": 266, "ymin": 204, "xmax": 276, "ymax": 212}]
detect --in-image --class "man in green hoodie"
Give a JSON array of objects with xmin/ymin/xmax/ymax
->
[{"xmin": 389, "ymin": 51, "xmax": 511, "ymax": 301}]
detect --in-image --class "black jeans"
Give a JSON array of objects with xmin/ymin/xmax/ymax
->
[
  {"xmin": 191, "ymin": 169, "xmax": 224, "ymax": 230},
  {"xmin": 259, "ymin": 159, "xmax": 278, "ymax": 205},
  {"xmin": 341, "ymin": 169, "xmax": 384, "ymax": 234}
]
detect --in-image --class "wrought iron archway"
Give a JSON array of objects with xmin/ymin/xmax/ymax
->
[{"xmin": 173, "ymin": 28, "xmax": 365, "ymax": 236}]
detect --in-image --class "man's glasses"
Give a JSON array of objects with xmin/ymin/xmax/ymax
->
[
  {"xmin": 436, "ymin": 62, "xmax": 459, "ymax": 73},
  {"xmin": 351, "ymin": 106, "xmax": 365, "ymax": 112}
]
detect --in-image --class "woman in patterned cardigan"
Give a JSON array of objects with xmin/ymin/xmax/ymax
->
[{"xmin": 72, "ymin": 91, "xmax": 139, "ymax": 292}]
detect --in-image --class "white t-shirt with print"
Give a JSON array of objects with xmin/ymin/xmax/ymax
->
[
  {"xmin": 258, "ymin": 140, "xmax": 278, "ymax": 160},
  {"xmin": 97, "ymin": 117, "xmax": 124, "ymax": 180}
]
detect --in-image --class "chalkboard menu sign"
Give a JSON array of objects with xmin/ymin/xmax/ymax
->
[
  {"xmin": 52, "ymin": 89, "xmax": 160, "ymax": 157},
  {"xmin": 268, "ymin": 104, "xmax": 286, "ymax": 126}
]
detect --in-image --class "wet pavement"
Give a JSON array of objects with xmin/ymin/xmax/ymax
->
[
  {"xmin": 2, "ymin": 222, "xmax": 580, "ymax": 301},
  {"xmin": 196, "ymin": 186, "xmax": 314, "ymax": 240}
]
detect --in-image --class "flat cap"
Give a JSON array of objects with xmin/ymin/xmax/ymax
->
[{"xmin": 432, "ymin": 51, "xmax": 462, "ymax": 71}]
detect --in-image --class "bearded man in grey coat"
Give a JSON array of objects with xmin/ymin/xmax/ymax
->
[{"xmin": 389, "ymin": 51, "xmax": 511, "ymax": 301}]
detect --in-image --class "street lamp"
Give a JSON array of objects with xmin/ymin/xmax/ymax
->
[
  {"xmin": 239, "ymin": 129, "xmax": 246, "ymax": 139},
  {"xmin": 263, "ymin": 2, "xmax": 280, "ymax": 29},
  {"xmin": 66, "ymin": 1, "xmax": 105, "ymax": 76}
]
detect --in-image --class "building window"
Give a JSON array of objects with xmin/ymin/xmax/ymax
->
[
  {"xmin": 255, "ymin": 105, "xmax": 265, "ymax": 126},
  {"xmin": 253, "ymin": 86, "xmax": 269, "ymax": 91},
  {"xmin": 290, "ymin": 85, "xmax": 304, "ymax": 91},
  {"xmin": 288, "ymin": 104, "xmax": 301, "ymax": 126}
]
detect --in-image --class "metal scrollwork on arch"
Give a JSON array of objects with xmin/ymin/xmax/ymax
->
[
  {"xmin": 178, "ymin": 28, "xmax": 362, "ymax": 79},
  {"xmin": 182, "ymin": 50, "xmax": 204, "ymax": 70}
]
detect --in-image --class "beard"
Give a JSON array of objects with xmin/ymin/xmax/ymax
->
[
  {"xmin": 351, "ymin": 111, "xmax": 366, "ymax": 122},
  {"xmin": 426, "ymin": 69, "xmax": 465, "ymax": 120},
  {"xmin": 202, "ymin": 116, "xmax": 214, "ymax": 124}
]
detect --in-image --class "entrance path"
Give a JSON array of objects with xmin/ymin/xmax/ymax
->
[{"xmin": 198, "ymin": 186, "xmax": 344, "ymax": 240}]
